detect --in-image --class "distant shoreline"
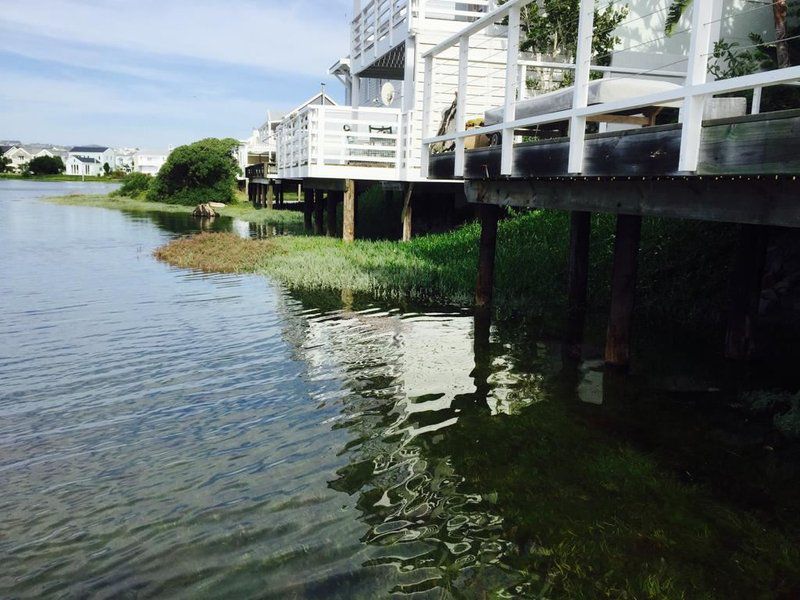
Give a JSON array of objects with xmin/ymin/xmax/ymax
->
[{"xmin": 0, "ymin": 173, "xmax": 122, "ymax": 183}]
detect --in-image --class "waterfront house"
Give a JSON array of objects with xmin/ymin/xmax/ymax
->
[
  {"xmin": 133, "ymin": 149, "xmax": 169, "ymax": 175},
  {"xmin": 2, "ymin": 146, "xmax": 33, "ymax": 172},
  {"xmin": 65, "ymin": 155, "xmax": 103, "ymax": 177},
  {"xmin": 68, "ymin": 146, "xmax": 115, "ymax": 171}
]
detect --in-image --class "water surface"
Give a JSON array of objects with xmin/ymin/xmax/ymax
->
[{"xmin": 1, "ymin": 181, "xmax": 798, "ymax": 598}]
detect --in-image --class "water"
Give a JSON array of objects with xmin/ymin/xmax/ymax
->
[{"xmin": 1, "ymin": 181, "xmax": 798, "ymax": 598}]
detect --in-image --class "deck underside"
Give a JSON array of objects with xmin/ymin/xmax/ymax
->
[{"xmin": 428, "ymin": 109, "xmax": 800, "ymax": 227}]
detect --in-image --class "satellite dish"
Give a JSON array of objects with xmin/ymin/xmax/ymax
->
[{"xmin": 380, "ymin": 82, "xmax": 396, "ymax": 106}]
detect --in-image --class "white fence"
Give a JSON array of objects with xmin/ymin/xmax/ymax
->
[
  {"xmin": 421, "ymin": 0, "xmax": 800, "ymax": 178},
  {"xmin": 276, "ymin": 105, "xmax": 404, "ymax": 181}
]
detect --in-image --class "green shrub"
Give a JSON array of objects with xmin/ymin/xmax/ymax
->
[
  {"xmin": 111, "ymin": 172, "xmax": 152, "ymax": 198},
  {"xmin": 26, "ymin": 156, "xmax": 65, "ymax": 176},
  {"xmin": 147, "ymin": 138, "xmax": 240, "ymax": 205}
]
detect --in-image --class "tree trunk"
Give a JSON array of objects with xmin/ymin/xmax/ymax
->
[{"xmin": 773, "ymin": 0, "xmax": 790, "ymax": 69}]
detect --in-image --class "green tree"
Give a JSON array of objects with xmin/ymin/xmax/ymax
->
[
  {"xmin": 111, "ymin": 172, "xmax": 152, "ymax": 198},
  {"xmin": 0, "ymin": 156, "xmax": 10, "ymax": 173},
  {"xmin": 517, "ymin": 0, "xmax": 629, "ymax": 77},
  {"xmin": 103, "ymin": 162, "xmax": 111, "ymax": 176},
  {"xmin": 27, "ymin": 155, "xmax": 65, "ymax": 176},
  {"xmin": 147, "ymin": 138, "xmax": 240, "ymax": 205}
]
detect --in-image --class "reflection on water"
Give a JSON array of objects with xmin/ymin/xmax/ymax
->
[
  {"xmin": 121, "ymin": 207, "xmax": 303, "ymax": 239},
  {"xmin": 1, "ymin": 181, "xmax": 799, "ymax": 598}
]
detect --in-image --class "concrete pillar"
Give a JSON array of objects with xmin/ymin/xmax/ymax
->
[
  {"xmin": 604, "ymin": 214, "xmax": 642, "ymax": 368},
  {"xmin": 564, "ymin": 211, "xmax": 591, "ymax": 360},
  {"xmin": 343, "ymin": 180, "xmax": 356, "ymax": 242},
  {"xmin": 475, "ymin": 204, "xmax": 501, "ymax": 309}
]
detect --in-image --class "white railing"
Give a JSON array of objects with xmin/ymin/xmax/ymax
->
[
  {"xmin": 421, "ymin": 0, "xmax": 800, "ymax": 178},
  {"xmin": 351, "ymin": 0, "xmax": 492, "ymax": 73},
  {"xmin": 276, "ymin": 105, "xmax": 404, "ymax": 180}
]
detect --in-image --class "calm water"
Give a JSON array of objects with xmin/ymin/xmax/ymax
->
[{"xmin": 1, "ymin": 181, "xmax": 799, "ymax": 599}]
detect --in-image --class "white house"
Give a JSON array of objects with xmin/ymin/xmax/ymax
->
[
  {"xmin": 65, "ymin": 155, "xmax": 104, "ymax": 177},
  {"xmin": 68, "ymin": 146, "xmax": 115, "ymax": 171},
  {"xmin": 112, "ymin": 148, "xmax": 137, "ymax": 172},
  {"xmin": 133, "ymin": 150, "xmax": 169, "ymax": 175},
  {"xmin": 237, "ymin": 110, "xmax": 286, "ymax": 178},
  {"xmin": 2, "ymin": 146, "xmax": 33, "ymax": 172}
]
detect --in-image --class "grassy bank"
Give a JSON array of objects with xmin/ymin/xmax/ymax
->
[
  {"xmin": 154, "ymin": 210, "xmax": 737, "ymax": 330},
  {"xmin": 48, "ymin": 193, "xmax": 304, "ymax": 226}
]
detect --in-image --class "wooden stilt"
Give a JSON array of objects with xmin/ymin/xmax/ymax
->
[
  {"xmin": 278, "ymin": 184, "xmax": 284, "ymax": 207},
  {"xmin": 326, "ymin": 190, "xmax": 339, "ymax": 237},
  {"xmin": 303, "ymin": 187, "xmax": 314, "ymax": 231},
  {"xmin": 343, "ymin": 180, "xmax": 356, "ymax": 242},
  {"xmin": 604, "ymin": 214, "xmax": 642, "ymax": 368},
  {"xmin": 475, "ymin": 204, "xmax": 501, "ymax": 309},
  {"xmin": 313, "ymin": 190, "xmax": 325, "ymax": 235},
  {"xmin": 266, "ymin": 182, "xmax": 275, "ymax": 210},
  {"xmin": 256, "ymin": 184, "xmax": 263, "ymax": 207},
  {"xmin": 401, "ymin": 183, "xmax": 415, "ymax": 242},
  {"xmin": 725, "ymin": 224, "xmax": 768, "ymax": 360},
  {"xmin": 564, "ymin": 211, "xmax": 592, "ymax": 360}
]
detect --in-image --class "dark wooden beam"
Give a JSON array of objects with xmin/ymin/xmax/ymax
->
[
  {"xmin": 564, "ymin": 211, "xmax": 591, "ymax": 360},
  {"xmin": 476, "ymin": 204, "xmax": 501, "ymax": 309},
  {"xmin": 313, "ymin": 190, "xmax": 325, "ymax": 235},
  {"xmin": 605, "ymin": 214, "xmax": 642, "ymax": 368},
  {"xmin": 326, "ymin": 190, "xmax": 339, "ymax": 237},
  {"xmin": 343, "ymin": 180, "xmax": 356, "ymax": 242},
  {"xmin": 266, "ymin": 182, "xmax": 275, "ymax": 210},
  {"xmin": 467, "ymin": 177, "xmax": 800, "ymax": 228},
  {"xmin": 303, "ymin": 187, "xmax": 313, "ymax": 231},
  {"xmin": 725, "ymin": 224, "xmax": 768, "ymax": 360},
  {"xmin": 401, "ymin": 183, "xmax": 414, "ymax": 242}
]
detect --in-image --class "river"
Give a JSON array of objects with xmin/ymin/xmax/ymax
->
[{"xmin": 1, "ymin": 180, "xmax": 798, "ymax": 599}]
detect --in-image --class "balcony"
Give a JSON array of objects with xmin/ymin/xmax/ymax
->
[
  {"xmin": 276, "ymin": 104, "xmax": 405, "ymax": 181},
  {"xmin": 351, "ymin": 0, "xmax": 492, "ymax": 75}
]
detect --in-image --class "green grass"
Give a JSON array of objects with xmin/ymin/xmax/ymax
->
[
  {"xmin": 152, "ymin": 209, "xmax": 737, "ymax": 332},
  {"xmin": 47, "ymin": 193, "xmax": 305, "ymax": 226}
]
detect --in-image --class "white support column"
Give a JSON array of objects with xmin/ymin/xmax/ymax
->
[
  {"xmin": 351, "ymin": 75, "xmax": 360, "ymax": 109},
  {"xmin": 678, "ymin": 0, "xmax": 716, "ymax": 172},
  {"xmin": 373, "ymin": 1, "xmax": 380, "ymax": 58},
  {"xmin": 316, "ymin": 107, "xmax": 326, "ymax": 171},
  {"xmin": 403, "ymin": 37, "xmax": 416, "ymax": 112},
  {"xmin": 752, "ymin": 86, "xmax": 762, "ymax": 114},
  {"xmin": 501, "ymin": 5, "xmax": 521, "ymax": 175},
  {"xmin": 568, "ymin": 0, "xmax": 594, "ymax": 174},
  {"xmin": 454, "ymin": 35, "xmax": 470, "ymax": 177},
  {"xmin": 421, "ymin": 55, "xmax": 434, "ymax": 177}
]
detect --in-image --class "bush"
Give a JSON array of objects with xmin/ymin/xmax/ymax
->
[
  {"xmin": 27, "ymin": 156, "xmax": 65, "ymax": 176},
  {"xmin": 147, "ymin": 138, "xmax": 240, "ymax": 205},
  {"xmin": 111, "ymin": 172, "xmax": 152, "ymax": 198}
]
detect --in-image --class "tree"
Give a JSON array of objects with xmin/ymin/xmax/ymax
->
[
  {"xmin": 0, "ymin": 156, "xmax": 10, "ymax": 173},
  {"xmin": 517, "ymin": 0, "xmax": 629, "ymax": 82},
  {"xmin": 147, "ymin": 138, "xmax": 240, "ymax": 205},
  {"xmin": 27, "ymin": 155, "xmax": 65, "ymax": 176},
  {"xmin": 111, "ymin": 172, "xmax": 152, "ymax": 198},
  {"xmin": 103, "ymin": 162, "xmax": 111, "ymax": 176}
]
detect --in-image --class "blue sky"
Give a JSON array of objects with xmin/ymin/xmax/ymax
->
[{"xmin": 0, "ymin": 0, "xmax": 352, "ymax": 148}]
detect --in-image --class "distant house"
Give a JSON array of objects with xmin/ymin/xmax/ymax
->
[
  {"xmin": 112, "ymin": 148, "xmax": 137, "ymax": 172},
  {"xmin": 2, "ymin": 146, "xmax": 33, "ymax": 172},
  {"xmin": 133, "ymin": 150, "xmax": 169, "ymax": 175},
  {"xmin": 68, "ymin": 146, "xmax": 115, "ymax": 171},
  {"xmin": 65, "ymin": 155, "xmax": 103, "ymax": 177}
]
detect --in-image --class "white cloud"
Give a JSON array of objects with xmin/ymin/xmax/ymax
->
[{"xmin": 0, "ymin": 0, "xmax": 351, "ymax": 77}]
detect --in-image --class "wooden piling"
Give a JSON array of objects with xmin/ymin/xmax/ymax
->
[
  {"xmin": 266, "ymin": 182, "xmax": 275, "ymax": 210},
  {"xmin": 725, "ymin": 224, "xmax": 768, "ymax": 360},
  {"xmin": 303, "ymin": 187, "xmax": 314, "ymax": 231},
  {"xmin": 401, "ymin": 183, "xmax": 414, "ymax": 242},
  {"xmin": 326, "ymin": 191, "xmax": 339, "ymax": 237},
  {"xmin": 564, "ymin": 211, "xmax": 591, "ymax": 360},
  {"xmin": 605, "ymin": 214, "xmax": 642, "ymax": 368},
  {"xmin": 475, "ymin": 204, "xmax": 501, "ymax": 309},
  {"xmin": 278, "ymin": 184, "xmax": 284, "ymax": 207},
  {"xmin": 313, "ymin": 190, "xmax": 325, "ymax": 235},
  {"xmin": 343, "ymin": 180, "xmax": 356, "ymax": 242}
]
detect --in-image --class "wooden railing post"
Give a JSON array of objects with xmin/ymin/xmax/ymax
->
[
  {"xmin": 501, "ymin": 5, "xmax": 521, "ymax": 175},
  {"xmin": 421, "ymin": 55, "xmax": 434, "ymax": 177},
  {"xmin": 454, "ymin": 34, "xmax": 470, "ymax": 177},
  {"xmin": 568, "ymin": 0, "xmax": 595, "ymax": 174}
]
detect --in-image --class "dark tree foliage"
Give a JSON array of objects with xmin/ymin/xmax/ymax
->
[
  {"xmin": 0, "ymin": 156, "xmax": 11, "ymax": 173},
  {"xmin": 147, "ymin": 138, "xmax": 241, "ymax": 205},
  {"xmin": 111, "ymin": 172, "xmax": 152, "ymax": 198},
  {"xmin": 27, "ymin": 155, "xmax": 65, "ymax": 175}
]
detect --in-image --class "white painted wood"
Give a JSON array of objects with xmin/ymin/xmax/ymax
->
[
  {"xmin": 421, "ymin": 55, "xmax": 434, "ymax": 177},
  {"xmin": 567, "ymin": 0, "xmax": 594, "ymax": 174},
  {"xmin": 501, "ymin": 5, "xmax": 520, "ymax": 175},
  {"xmin": 752, "ymin": 86, "xmax": 762, "ymax": 114},
  {"xmin": 678, "ymin": 0, "xmax": 715, "ymax": 172},
  {"xmin": 454, "ymin": 35, "xmax": 469, "ymax": 177}
]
